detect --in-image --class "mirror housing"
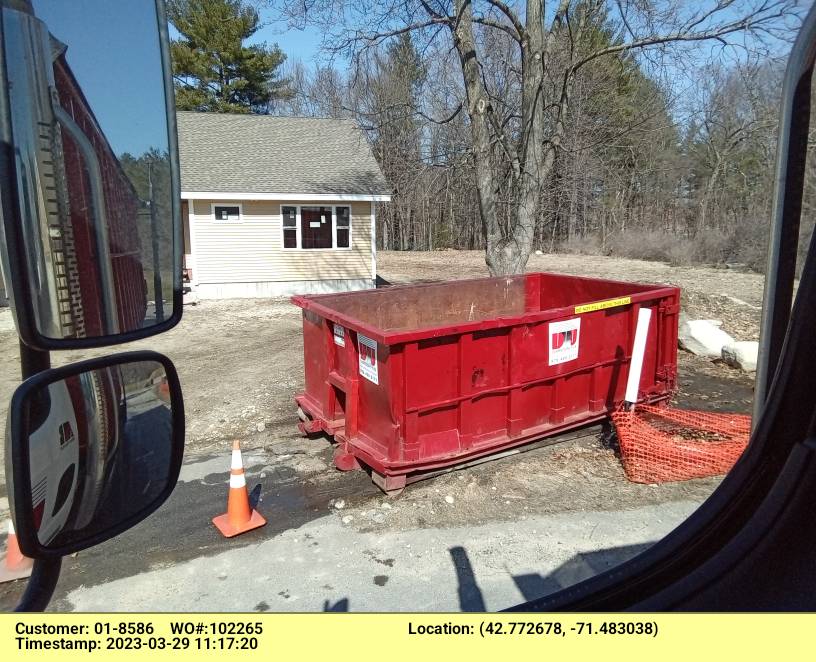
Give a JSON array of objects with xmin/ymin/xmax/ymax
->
[
  {"xmin": 0, "ymin": 0, "xmax": 182, "ymax": 350},
  {"xmin": 5, "ymin": 350, "xmax": 184, "ymax": 559}
]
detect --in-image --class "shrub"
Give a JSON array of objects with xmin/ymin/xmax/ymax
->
[
  {"xmin": 606, "ymin": 229, "xmax": 679, "ymax": 263},
  {"xmin": 558, "ymin": 234, "xmax": 604, "ymax": 255},
  {"xmin": 555, "ymin": 225, "xmax": 768, "ymax": 272},
  {"xmin": 690, "ymin": 228, "xmax": 733, "ymax": 265},
  {"xmin": 665, "ymin": 240, "xmax": 696, "ymax": 266}
]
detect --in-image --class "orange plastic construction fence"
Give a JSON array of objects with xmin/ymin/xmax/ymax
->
[{"xmin": 611, "ymin": 404, "xmax": 751, "ymax": 484}]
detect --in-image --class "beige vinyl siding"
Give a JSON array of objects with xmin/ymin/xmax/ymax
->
[{"xmin": 190, "ymin": 199, "xmax": 372, "ymax": 284}]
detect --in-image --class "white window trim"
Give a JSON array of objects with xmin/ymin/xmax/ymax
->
[
  {"xmin": 280, "ymin": 204, "xmax": 353, "ymax": 251},
  {"xmin": 371, "ymin": 201, "xmax": 377, "ymax": 280},
  {"xmin": 211, "ymin": 202, "xmax": 243, "ymax": 223},
  {"xmin": 187, "ymin": 200, "xmax": 199, "ymax": 286}
]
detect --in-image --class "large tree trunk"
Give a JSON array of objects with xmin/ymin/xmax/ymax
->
[
  {"xmin": 503, "ymin": 0, "xmax": 548, "ymax": 275},
  {"xmin": 451, "ymin": 0, "xmax": 505, "ymax": 274},
  {"xmin": 451, "ymin": 0, "xmax": 572, "ymax": 276}
]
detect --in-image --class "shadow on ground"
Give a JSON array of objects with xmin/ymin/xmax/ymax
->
[{"xmin": 320, "ymin": 542, "xmax": 654, "ymax": 613}]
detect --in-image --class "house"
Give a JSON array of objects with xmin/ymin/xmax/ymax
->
[{"xmin": 177, "ymin": 111, "xmax": 391, "ymax": 298}]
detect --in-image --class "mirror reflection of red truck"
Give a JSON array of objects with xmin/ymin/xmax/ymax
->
[
  {"xmin": 49, "ymin": 51, "xmax": 148, "ymax": 339},
  {"xmin": 28, "ymin": 368, "xmax": 124, "ymax": 545},
  {"xmin": 28, "ymin": 381, "xmax": 78, "ymax": 544}
]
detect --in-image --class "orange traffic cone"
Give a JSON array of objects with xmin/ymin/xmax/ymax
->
[
  {"xmin": 0, "ymin": 519, "xmax": 34, "ymax": 583},
  {"xmin": 212, "ymin": 440, "xmax": 266, "ymax": 538}
]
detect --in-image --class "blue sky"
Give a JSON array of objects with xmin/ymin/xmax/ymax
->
[
  {"xmin": 249, "ymin": 20, "xmax": 324, "ymax": 67},
  {"xmin": 167, "ymin": 10, "xmax": 326, "ymax": 68},
  {"xmin": 33, "ymin": 0, "xmax": 170, "ymax": 157},
  {"xmin": 33, "ymin": 0, "xmax": 325, "ymax": 156},
  {"xmin": 31, "ymin": 1, "xmax": 803, "ymax": 155}
]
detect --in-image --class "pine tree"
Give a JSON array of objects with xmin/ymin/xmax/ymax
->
[{"xmin": 168, "ymin": 0, "xmax": 290, "ymax": 113}]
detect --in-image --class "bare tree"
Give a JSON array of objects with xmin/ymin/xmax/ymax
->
[
  {"xmin": 271, "ymin": 0, "xmax": 799, "ymax": 274},
  {"xmin": 688, "ymin": 61, "xmax": 780, "ymax": 233}
]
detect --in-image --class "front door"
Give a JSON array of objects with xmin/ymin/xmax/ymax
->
[{"xmin": 301, "ymin": 206, "xmax": 333, "ymax": 249}]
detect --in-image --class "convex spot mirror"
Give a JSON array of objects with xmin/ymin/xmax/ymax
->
[
  {"xmin": 6, "ymin": 351, "xmax": 184, "ymax": 558},
  {"xmin": 0, "ymin": 0, "xmax": 181, "ymax": 349}
]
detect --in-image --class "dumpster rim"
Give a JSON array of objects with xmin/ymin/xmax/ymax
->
[{"xmin": 291, "ymin": 272, "xmax": 679, "ymax": 345}]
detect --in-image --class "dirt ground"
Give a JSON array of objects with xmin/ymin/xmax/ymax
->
[{"xmin": 0, "ymin": 251, "xmax": 758, "ymax": 526}]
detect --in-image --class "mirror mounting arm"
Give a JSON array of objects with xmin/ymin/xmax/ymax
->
[
  {"xmin": 13, "ymin": 557, "xmax": 61, "ymax": 612},
  {"xmin": 19, "ymin": 339, "xmax": 49, "ymax": 379}
]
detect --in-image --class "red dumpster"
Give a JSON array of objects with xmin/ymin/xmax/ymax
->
[{"xmin": 292, "ymin": 272, "xmax": 680, "ymax": 493}]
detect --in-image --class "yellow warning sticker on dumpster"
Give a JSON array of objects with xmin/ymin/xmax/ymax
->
[{"xmin": 574, "ymin": 296, "xmax": 631, "ymax": 314}]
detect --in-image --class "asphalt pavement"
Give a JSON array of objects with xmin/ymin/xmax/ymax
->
[{"xmin": 0, "ymin": 450, "xmax": 705, "ymax": 612}]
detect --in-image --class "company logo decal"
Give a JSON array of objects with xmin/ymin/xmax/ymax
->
[{"xmin": 549, "ymin": 318, "xmax": 581, "ymax": 365}]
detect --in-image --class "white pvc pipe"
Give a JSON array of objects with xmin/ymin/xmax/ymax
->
[{"xmin": 625, "ymin": 307, "xmax": 653, "ymax": 405}]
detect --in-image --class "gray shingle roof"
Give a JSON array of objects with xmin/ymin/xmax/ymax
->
[{"xmin": 176, "ymin": 111, "xmax": 390, "ymax": 197}]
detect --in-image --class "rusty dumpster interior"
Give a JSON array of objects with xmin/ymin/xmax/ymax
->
[{"xmin": 310, "ymin": 273, "xmax": 659, "ymax": 334}]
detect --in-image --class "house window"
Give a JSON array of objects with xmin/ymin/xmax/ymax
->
[
  {"xmin": 213, "ymin": 204, "xmax": 241, "ymax": 222},
  {"xmin": 301, "ymin": 206, "xmax": 333, "ymax": 249},
  {"xmin": 337, "ymin": 206, "xmax": 350, "ymax": 248},
  {"xmin": 282, "ymin": 206, "xmax": 297, "ymax": 248},
  {"xmin": 280, "ymin": 205, "xmax": 352, "ymax": 250}
]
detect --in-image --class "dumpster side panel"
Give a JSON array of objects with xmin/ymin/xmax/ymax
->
[
  {"xmin": 301, "ymin": 309, "xmax": 330, "ymax": 417},
  {"xmin": 462, "ymin": 329, "xmax": 511, "ymax": 443},
  {"xmin": 402, "ymin": 337, "xmax": 462, "ymax": 461},
  {"xmin": 405, "ymin": 337, "xmax": 460, "ymax": 410},
  {"xmin": 536, "ymin": 273, "xmax": 656, "ymax": 310},
  {"xmin": 353, "ymin": 334, "xmax": 396, "ymax": 461}
]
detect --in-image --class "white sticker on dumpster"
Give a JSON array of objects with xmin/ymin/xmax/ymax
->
[
  {"xmin": 358, "ymin": 334, "xmax": 379, "ymax": 384},
  {"xmin": 549, "ymin": 318, "xmax": 581, "ymax": 366},
  {"xmin": 333, "ymin": 323, "xmax": 346, "ymax": 347}
]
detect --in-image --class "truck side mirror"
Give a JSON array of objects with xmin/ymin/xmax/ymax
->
[
  {"xmin": 5, "ymin": 351, "xmax": 184, "ymax": 558},
  {"xmin": 0, "ymin": 0, "xmax": 181, "ymax": 349}
]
